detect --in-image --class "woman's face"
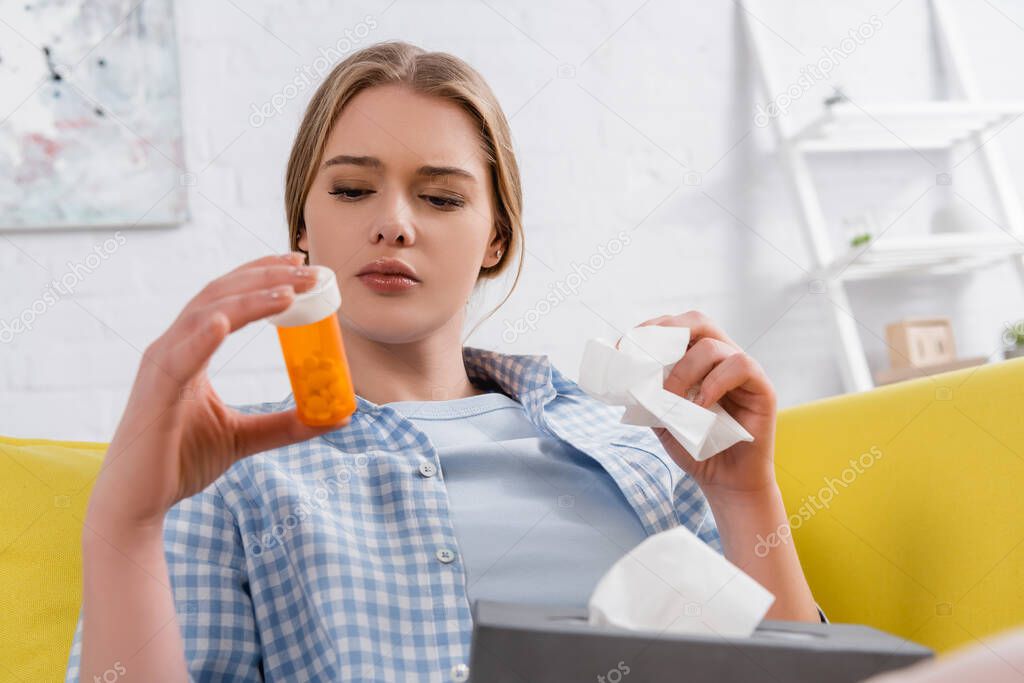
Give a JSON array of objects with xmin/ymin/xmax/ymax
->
[{"xmin": 300, "ymin": 83, "xmax": 503, "ymax": 344}]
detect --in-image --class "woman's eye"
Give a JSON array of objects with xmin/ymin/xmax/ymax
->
[
  {"xmin": 328, "ymin": 187, "xmax": 372, "ymax": 200},
  {"xmin": 421, "ymin": 194, "xmax": 465, "ymax": 209}
]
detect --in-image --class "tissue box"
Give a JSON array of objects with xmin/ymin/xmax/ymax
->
[{"xmin": 468, "ymin": 600, "xmax": 932, "ymax": 683}]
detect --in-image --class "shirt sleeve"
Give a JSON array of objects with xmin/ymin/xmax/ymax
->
[{"xmin": 64, "ymin": 479, "xmax": 262, "ymax": 682}]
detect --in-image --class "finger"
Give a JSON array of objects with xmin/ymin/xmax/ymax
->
[
  {"xmin": 161, "ymin": 311, "xmax": 231, "ymax": 385},
  {"xmin": 168, "ymin": 253, "xmax": 307, "ymax": 330},
  {"xmin": 141, "ymin": 255, "xmax": 308, "ymax": 384},
  {"xmin": 652, "ymin": 425, "xmax": 698, "ymax": 467},
  {"xmin": 664, "ymin": 337, "xmax": 739, "ymax": 399},
  {"xmin": 636, "ymin": 310, "xmax": 739, "ymax": 350},
  {"xmin": 226, "ymin": 252, "xmax": 305, "ymax": 276},
  {"xmin": 179, "ymin": 285, "xmax": 298, "ymax": 338},
  {"xmin": 696, "ymin": 352, "xmax": 771, "ymax": 407},
  {"xmin": 232, "ymin": 409, "xmax": 351, "ymax": 457},
  {"xmin": 190, "ymin": 263, "xmax": 319, "ymax": 309}
]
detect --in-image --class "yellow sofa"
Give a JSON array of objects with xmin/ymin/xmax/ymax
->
[
  {"xmin": 774, "ymin": 355, "xmax": 1024, "ymax": 655},
  {"xmin": 1, "ymin": 437, "xmax": 105, "ymax": 683},
  {"xmin": 3, "ymin": 357, "xmax": 1023, "ymax": 681}
]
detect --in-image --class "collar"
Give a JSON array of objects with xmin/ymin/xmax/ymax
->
[
  {"xmin": 462, "ymin": 345, "xmax": 560, "ymax": 419},
  {"xmin": 280, "ymin": 345, "xmax": 569, "ymax": 427}
]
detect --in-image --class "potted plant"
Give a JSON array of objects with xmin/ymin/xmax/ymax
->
[{"xmin": 1004, "ymin": 320, "xmax": 1024, "ymax": 360}]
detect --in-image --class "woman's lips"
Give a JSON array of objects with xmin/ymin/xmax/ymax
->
[{"xmin": 357, "ymin": 272, "xmax": 420, "ymax": 293}]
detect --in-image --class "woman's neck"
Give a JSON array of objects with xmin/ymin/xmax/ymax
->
[{"xmin": 339, "ymin": 322, "xmax": 485, "ymax": 405}]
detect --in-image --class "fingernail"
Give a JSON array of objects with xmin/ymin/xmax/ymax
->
[
  {"xmin": 293, "ymin": 266, "xmax": 317, "ymax": 279},
  {"xmin": 269, "ymin": 285, "xmax": 293, "ymax": 299},
  {"xmin": 694, "ymin": 391, "xmax": 705, "ymax": 406}
]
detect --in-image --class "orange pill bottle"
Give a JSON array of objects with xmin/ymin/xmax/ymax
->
[{"xmin": 268, "ymin": 266, "xmax": 356, "ymax": 426}]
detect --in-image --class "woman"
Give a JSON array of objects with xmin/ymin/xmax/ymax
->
[{"xmin": 66, "ymin": 40, "xmax": 821, "ymax": 682}]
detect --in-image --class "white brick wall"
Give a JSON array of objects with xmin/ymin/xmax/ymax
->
[{"xmin": 2, "ymin": 0, "xmax": 1023, "ymax": 441}]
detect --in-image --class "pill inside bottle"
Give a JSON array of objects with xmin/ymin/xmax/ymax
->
[{"xmin": 268, "ymin": 266, "xmax": 356, "ymax": 427}]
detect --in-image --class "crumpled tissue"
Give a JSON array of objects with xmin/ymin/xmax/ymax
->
[
  {"xmin": 588, "ymin": 525, "xmax": 776, "ymax": 637},
  {"xmin": 578, "ymin": 325, "xmax": 753, "ymax": 461}
]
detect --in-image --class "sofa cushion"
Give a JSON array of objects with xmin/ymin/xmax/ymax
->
[
  {"xmin": 0, "ymin": 436, "xmax": 104, "ymax": 682},
  {"xmin": 775, "ymin": 357, "xmax": 1024, "ymax": 653}
]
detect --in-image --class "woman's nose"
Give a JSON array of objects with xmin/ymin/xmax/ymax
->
[
  {"xmin": 370, "ymin": 200, "xmax": 415, "ymax": 246},
  {"xmin": 373, "ymin": 224, "xmax": 413, "ymax": 245}
]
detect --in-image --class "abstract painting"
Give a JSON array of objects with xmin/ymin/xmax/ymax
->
[{"xmin": 0, "ymin": 0, "xmax": 188, "ymax": 229}]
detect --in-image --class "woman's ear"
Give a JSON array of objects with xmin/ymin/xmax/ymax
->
[
  {"xmin": 484, "ymin": 231, "xmax": 506, "ymax": 268},
  {"xmin": 297, "ymin": 226, "xmax": 309, "ymax": 253}
]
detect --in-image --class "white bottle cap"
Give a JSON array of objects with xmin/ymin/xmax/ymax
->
[{"xmin": 267, "ymin": 265, "xmax": 342, "ymax": 327}]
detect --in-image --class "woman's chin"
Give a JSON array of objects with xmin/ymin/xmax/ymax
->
[{"xmin": 339, "ymin": 308, "xmax": 438, "ymax": 345}]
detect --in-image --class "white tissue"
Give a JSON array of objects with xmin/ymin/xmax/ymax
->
[
  {"xmin": 578, "ymin": 325, "xmax": 754, "ymax": 461},
  {"xmin": 588, "ymin": 525, "xmax": 775, "ymax": 637}
]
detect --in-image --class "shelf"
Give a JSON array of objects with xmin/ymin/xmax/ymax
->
[
  {"xmin": 791, "ymin": 101, "xmax": 1024, "ymax": 153},
  {"xmin": 813, "ymin": 232, "xmax": 1024, "ymax": 281}
]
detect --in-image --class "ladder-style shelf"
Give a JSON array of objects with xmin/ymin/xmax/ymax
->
[
  {"xmin": 819, "ymin": 232, "xmax": 1024, "ymax": 281},
  {"xmin": 793, "ymin": 101, "xmax": 1024, "ymax": 152},
  {"xmin": 741, "ymin": 0, "xmax": 1024, "ymax": 392}
]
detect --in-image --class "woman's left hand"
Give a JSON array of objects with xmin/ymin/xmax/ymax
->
[{"xmin": 637, "ymin": 310, "xmax": 778, "ymax": 502}]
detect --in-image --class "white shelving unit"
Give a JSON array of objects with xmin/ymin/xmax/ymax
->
[
  {"xmin": 793, "ymin": 101, "xmax": 1024, "ymax": 152},
  {"xmin": 741, "ymin": 0, "xmax": 1024, "ymax": 392},
  {"xmin": 821, "ymin": 233, "xmax": 1024, "ymax": 281}
]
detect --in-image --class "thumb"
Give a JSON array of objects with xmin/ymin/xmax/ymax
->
[
  {"xmin": 232, "ymin": 408, "xmax": 350, "ymax": 458},
  {"xmin": 653, "ymin": 425, "xmax": 700, "ymax": 473}
]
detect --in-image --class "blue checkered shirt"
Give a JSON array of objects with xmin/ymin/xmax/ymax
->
[{"xmin": 65, "ymin": 346, "xmax": 724, "ymax": 682}]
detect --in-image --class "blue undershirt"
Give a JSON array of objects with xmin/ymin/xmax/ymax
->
[{"xmin": 385, "ymin": 390, "xmax": 650, "ymax": 609}]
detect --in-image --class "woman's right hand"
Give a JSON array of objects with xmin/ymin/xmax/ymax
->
[{"xmin": 85, "ymin": 252, "xmax": 351, "ymax": 534}]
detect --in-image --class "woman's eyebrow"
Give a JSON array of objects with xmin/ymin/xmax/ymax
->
[
  {"xmin": 321, "ymin": 154, "xmax": 476, "ymax": 183},
  {"xmin": 322, "ymin": 154, "xmax": 382, "ymax": 170},
  {"xmin": 414, "ymin": 165, "xmax": 476, "ymax": 184}
]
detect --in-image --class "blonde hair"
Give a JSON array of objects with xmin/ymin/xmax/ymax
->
[{"xmin": 284, "ymin": 40, "xmax": 523, "ymax": 337}]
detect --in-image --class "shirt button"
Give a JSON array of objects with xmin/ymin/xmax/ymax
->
[
  {"xmin": 418, "ymin": 461, "xmax": 437, "ymax": 478},
  {"xmin": 450, "ymin": 662, "xmax": 470, "ymax": 681},
  {"xmin": 435, "ymin": 547, "xmax": 456, "ymax": 564}
]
